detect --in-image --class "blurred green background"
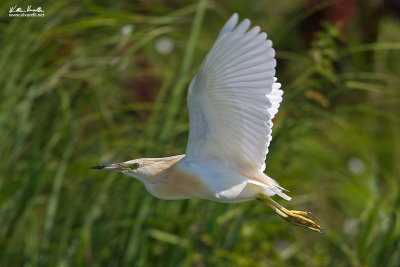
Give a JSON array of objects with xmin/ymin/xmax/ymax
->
[{"xmin": 1, "ymin": 0, "xmax": 400, "ymax": 266}]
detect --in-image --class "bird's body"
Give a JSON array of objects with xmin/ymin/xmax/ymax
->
[
  {"xmin": 92, "ymin": 13, "xmax": 322, "ymax": 232},
  {"xmin": 121, "ymin": 154, "xmax": 285, "ymax": 203}
]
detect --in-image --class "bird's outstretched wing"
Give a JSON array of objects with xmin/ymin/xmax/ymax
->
[{"xmin": 185, "ymin": 13, "xmax": 283, "ymax": 175}]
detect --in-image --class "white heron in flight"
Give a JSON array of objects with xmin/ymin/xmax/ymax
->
[{"xmin": 92, "ymin": 13, "xmax": 322, "ymax": 232}]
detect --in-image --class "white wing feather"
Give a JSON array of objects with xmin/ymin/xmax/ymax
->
[{"xmin": 185, "ymin": 13, "xmax": 283, "ymax": 175}]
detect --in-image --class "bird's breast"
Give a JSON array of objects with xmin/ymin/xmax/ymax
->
[{"xmin": 144, "ymin": 165, "xmax": 210, "ymax": 200}]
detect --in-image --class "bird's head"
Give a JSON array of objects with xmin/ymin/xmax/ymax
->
[
  {"xmin": 90, "ymin": 159, "xmax": 157, "ymax": 181},
  {"xmin": 90, "ymin": 155, "xmax": 184, "ymax": 182}
]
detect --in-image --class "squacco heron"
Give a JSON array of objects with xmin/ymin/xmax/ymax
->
[{"xmin": 92, "ymin": 14, "xmax": 322, "ymax": 233}]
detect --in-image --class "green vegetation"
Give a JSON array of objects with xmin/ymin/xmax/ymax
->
[{"xmin": 1, "ymin": 0, "xmax": 399, "ymax": 266}]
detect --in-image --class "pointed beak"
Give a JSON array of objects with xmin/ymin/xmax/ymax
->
[{"xmin": 90, "ymin": 163, "xmax": 128, "ymax": 170}]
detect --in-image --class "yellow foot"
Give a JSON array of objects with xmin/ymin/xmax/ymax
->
[{"xmin": 257, "ymin": 193, "xmax": 323, "ymax": 233}]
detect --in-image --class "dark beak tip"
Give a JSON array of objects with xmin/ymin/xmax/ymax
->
[{"xmin": 90, "ymin": 165, "xmax": 105, "ymax": 170}]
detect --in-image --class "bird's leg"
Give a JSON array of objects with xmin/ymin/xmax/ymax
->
[{"xmin": 257, "ymin": 193, "xmax": 323, "ymax": 233}]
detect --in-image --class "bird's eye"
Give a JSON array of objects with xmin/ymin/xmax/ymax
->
[{"xmin": 128, "ymin": 163, "xmax": 140, "ymax": 170}]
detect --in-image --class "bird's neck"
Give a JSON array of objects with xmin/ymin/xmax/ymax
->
[
  {"xmin": 149, "ymin": 154, "xmax": 185, "ymax": 171},
  {"xmin": 139, "ymin": 154, "xmax": 185, "ymax": 180},
  {"xmin": 141, "ymin": 155, "xmax": 209, "ymax": 199}
]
